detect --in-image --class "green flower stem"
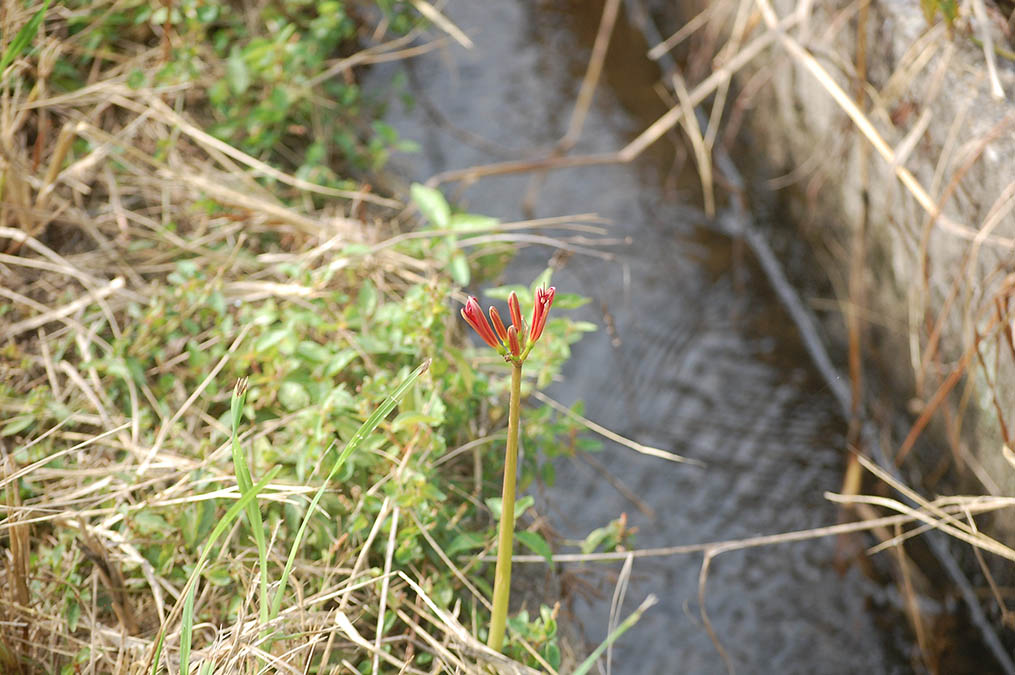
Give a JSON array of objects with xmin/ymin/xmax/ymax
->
[{"xmin": 488, "ymin": 362, "xmax": 523, "ymax": 652}]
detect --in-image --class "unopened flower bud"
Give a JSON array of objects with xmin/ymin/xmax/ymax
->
[
  {"xmin": 508, "ymin": 291, "xmax": 523, "ymax": 333},
  {"xmin": 461, "ymin": 296, "xmax": 500, "ymax": 349},
  {"xmin": 489, "ymin": 306, "xmax": 509, "ymax": 343},
  {"xmin": 507, "ymin": 325, "xmax": 521, "ymax": 356}
]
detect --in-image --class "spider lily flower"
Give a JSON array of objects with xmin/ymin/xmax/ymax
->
[
  {"xmin": 529, "ymin": 286, "xmax": 555, "ymax": 343},
  {"xmin": 461, "ymin": 296, "xmax": 501, "ymax": 350},
  {"xmin": 508, "ymin": 292, "xmax": 523, "ymax": 333},
  {"xmin": 507, "ymin": 325, "xmax": 521, "ymax": 357},
  {"xmin": 489, "ymin": 306, "xmax": 509, "ymax": 343}
]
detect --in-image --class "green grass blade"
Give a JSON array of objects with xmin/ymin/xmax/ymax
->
[
  {"xmin": 229, "ymin": 380, "xmax": 269, "ymax": 626},
  {"xmin": 268, "ymin": 359, "xmax": 430, "ymax": 620},
  {"xmin": 572, "ymin": 595, "xmax": 658, "ymax": 675},
  {"xmin": 179, "ymin": 581, "xmax": 196, "ymax": 673},
  {"xmin": 150, "ymin": 632, "xmax": 165, "ymax": 675},
  {"xmin": 151, "ymin": 465, "xmax": 281, "ymax": 675},
  {"xmin": 0, "ymin": 0, "xmax": 52, "ymax": 78}
]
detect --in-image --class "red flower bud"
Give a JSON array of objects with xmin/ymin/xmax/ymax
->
[
  {"xmin": 529, "ymin": 286, "xmax": 555, "ymax": 342},
  {"xmin": 489, "ymin": 306, "xmax": 509, "ymax": 343},
  {"xmin": 508, "ymin": 291, "xmax": 523, "ymax": 333},
  {"xmin": 461, "ymin": 296, "xmax": 500, "ymax": 349},
  {"xmin": 507, "ymin": 325, "xmax": 521, "ymax": 356}
]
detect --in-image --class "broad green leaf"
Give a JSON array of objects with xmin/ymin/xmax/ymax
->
[
  {"xmin": 1, "ymin": 414, "xmax": 34, "ymax": 437},
  {"xmin": 278, "ymin": 381, "xmax": 310, "ymax": 411},
  {"xmin": 410, "ymin": 183, "xmax": 450, "ymax": 228},
  {"xmin": 544, "ymin": 643, "xmax": 562, "ymax": 670},
  {"xmin": 551, "ymin": 293, "xmax": 590, "ymax": 309},
  {"xmin": 515, "ymin": 530, "xmax": 553, "ymax": 566},
  {"xmin": 449, "ymin": 250, "xmax": 470, "ymax": 286},
  {"xmin": 445, "ymin": 532, "xmax": 487, "ymax": 557},
  {"xmin": 486, "ymin": 494, "xmax": 534, "ymax": 521},
  {"xmin": 391, "ymin": 411, "xmax": 443, "ymax": 432},
  {"xmin": 255, "ymin": 327, "xmax": 290, "ymax": 353},
  {"xmin": 133, "ymin": 511, "xmax": 170, "ymax": 536},
  {"xmin": 226, "ymin": 50, "xmax": 250, "ymax": 94},
  {"xmin": 296, "ymin": 340, "xmax": 331, "ymax": 363}
]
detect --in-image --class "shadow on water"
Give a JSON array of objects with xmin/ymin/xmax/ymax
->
[{"xmin": 363, "ymin": 1, "xmax": 989, "ymax": 672}]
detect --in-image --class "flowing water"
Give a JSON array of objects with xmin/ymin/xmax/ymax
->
[{"xmin": 365, "ymin": 2, "xmax": 978, "ymax": 672}]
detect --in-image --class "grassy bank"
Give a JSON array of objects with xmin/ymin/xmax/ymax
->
[{"xmin": 0, "ymin": 2, "xmax": 601, "ymax": 672}]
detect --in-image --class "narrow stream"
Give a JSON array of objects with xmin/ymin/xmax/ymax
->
[{"xmin": 368, "ymin": 2, "xmax": 938, "ymax": 672}]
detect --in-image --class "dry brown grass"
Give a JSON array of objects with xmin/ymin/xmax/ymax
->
[{"xmin": 0, "ymin": 2, "xmax": 610, "ymax": 672}]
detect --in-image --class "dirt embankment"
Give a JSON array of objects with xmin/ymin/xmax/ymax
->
[{"xmin": 658, "ymin": 0, "xmax": 1015, "ymax": 503}]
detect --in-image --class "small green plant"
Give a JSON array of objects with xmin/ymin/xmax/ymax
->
[
  {"xmin": 505, "ymin": 604, "xmax": 562, "ymax": 670},
  {"xmin": 460, "ymin": 283, "xmax": 557, "ymax": 652},
  {"xmin": 58, "ymin": 0, "xmax": 418, "ymax": 179}
]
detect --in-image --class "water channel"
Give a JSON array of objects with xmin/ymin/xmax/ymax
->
[{"xmin": 367, "ymin": 1, "xmax": 991, "ymax": 672}]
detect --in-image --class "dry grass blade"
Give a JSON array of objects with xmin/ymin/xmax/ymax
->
[
  {"xmin": 531, "ymin": 390, "xmax": 704, "ymax": 466},
  {"xmin": 410, "ymin": 0, "xmax": 474, "ymax": 49},
  {"xmin": 489, "ymin": 496, "xmax": 1015, "ymax": 564}
]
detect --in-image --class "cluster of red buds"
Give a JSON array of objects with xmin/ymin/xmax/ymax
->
[{"xmin": 461, "ymin": 287, "xmax": 556, "ymax": 364}]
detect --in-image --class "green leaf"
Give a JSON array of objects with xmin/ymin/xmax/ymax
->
[
  {"xmin": 255, "ymin": 327, "xmax": 290, "ymax": 353},
  {"xmin": 486, "ymin": 494, "xmax": 534, "ymax": 521},
  {"xmin": 1, "ymin": 414, "xmax": 34, "ymax": 437},
  {"xmin": 449, "ymin": 250, "xmax": 470, "ymax": 286},
  {"xmin": 410, "ymin": 183, "xmax": 450, "ymax": 228},
  {"xmin": 391, "ymin": 411, "xmax": 443, "ymax": 432},
  {"xmin": 571, "ymin": 321, "xmax": 598, "ymax": 333},
  {"xmin": 445, "ymin": 532, "xmax": 487, "ymax": 557},
  {"xmin": 581, "ymin": 525, "xmax": 610, "ymax": 554},
  {"xmin": 296, "ymin": 341, "xmax": 331, "ymax": 364},
  {"xmin": 203, "ymin": 565, "xmax": 233, "ymax": 587},
  {"xmin": 278, "ymin": 381, "xmax": 310, "ymax": 411},
  {"xmin": 133, "ymin": 511, "xmax": 169, "ymax": 536},
  {"xmin": 65, "ymin": 596, "xmax": 81, "ymax": 633},
  {"xmin": 448, "ymin": 213, "xmax": 498, "ymax": 231},
  {"xmin": 0, "ymin": 0, "xmax": 52, "ymax": 80},
  {"xmin": 358, "ymin": 279, "xmax": 378, "ymax": 315},
  {"xmin": 544, "ymin": 642, "xmax": 561, "ymax": 670},
  {"xmin": 515, "ymin": 531, "xmax": 553, "ymax": 566},
  {"xmin": 551, "ymin": 293, "xmax": 590, "ymax": 309}
]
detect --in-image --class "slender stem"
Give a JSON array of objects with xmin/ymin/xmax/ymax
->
[{"xmin": 488, "ymin": 362, "xmax": 523, "ymax": 651}]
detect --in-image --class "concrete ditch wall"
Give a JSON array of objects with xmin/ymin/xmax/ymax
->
[{"xmin": 658, "ymin": 0, "xmax": 1015, "ymax": 499}]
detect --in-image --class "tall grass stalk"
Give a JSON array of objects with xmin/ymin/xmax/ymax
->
[
  {"xmin": 150, "ymin": 466, "xmax": 282, "ymax": 674},
  {"xmin": 229, "ymin": 379, "xmax": 270, "ymax": 631}
]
